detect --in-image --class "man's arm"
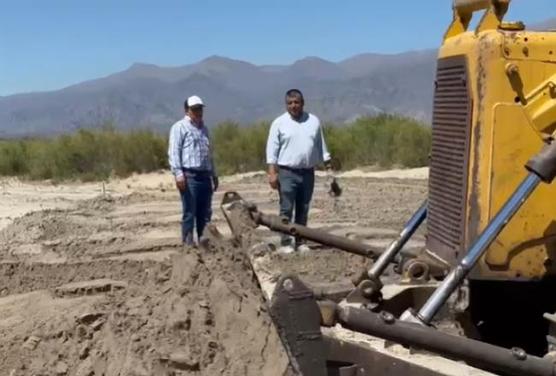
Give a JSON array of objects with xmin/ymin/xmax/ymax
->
[
  {"xmin": 317, "ymin": 122, "xmax": 342, "ymax": 196},
  {"xmin": 206, "ymin": 128, "xmax": 219, "ymax": 191},
  {"xmin": 266, "ymin": 120, "xmax": 281, "ymax": 189},
  {"xmin": 168, "ymin": 122, "xmax": 186, "ymax": 191},
  {"xmin": 317, "ymin": 122, "xmax": 332, "ymax": 171},
  {"xmin": 267, "ymin": 164, "xmax": 279, "ymax": 189},
  {"xmin": 210, "ymin": 152, "xmax": 219, "ymax": 191}
]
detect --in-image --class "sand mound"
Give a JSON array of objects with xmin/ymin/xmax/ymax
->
[
  {"xmin": 0, "ymin": 238, "xmax": 290, "ymax": 376},
  {"xmin": 0, "ymin": 210, "xmax": 100, "ymax": 246}
]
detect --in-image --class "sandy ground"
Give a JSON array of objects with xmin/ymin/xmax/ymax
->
[{"xmin": 0, "ymin": 168, "xmax": 431, "ymax": 375}]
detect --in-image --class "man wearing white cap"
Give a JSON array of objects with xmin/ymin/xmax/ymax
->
[{"xmin": 168, "ymin": 95, "xmax": 219, "ymax": 246}]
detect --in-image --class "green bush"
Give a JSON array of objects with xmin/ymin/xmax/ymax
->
[
  {"xmin": 0, "ymin": 140, "xmax": 28, "ymax": 175},
  {"xmin": 212, "ymin": 121, "xmax": 270, "ymax": 175},
  {"xmin": 324, "ymin": 114, "xmax": 431, "ymax": 170},
  {"xmin": 212, "ymin": 115, "xmax": 430, "ymax": 175},
  {"xmin": 0, "ymin": 114, "xmax": 430, "ymax": 181},
  {"xmin": 0, "ymin": 128, "xmax": 168, "ymax": 181}
]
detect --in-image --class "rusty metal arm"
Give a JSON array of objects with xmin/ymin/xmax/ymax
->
[
  {"xmin": 220, "ymin": 191, "xmax": 382, "ymax": 258},
  {"xmin": 252, "ymin": 211, "xmax": 382, "ymax": 258},
  {"xmin": 273, "ymin": 274, "xmax": 556, "ymax": 376},
  {"xmin": 359, "ymin": 200, "xmax": 428, "ymax": 299},
  {"xmin": 333, "ymin": 305, "xmax": 556, "ymax": 376},
  {"xmin": 220, "ymin": 192, "xmax": 449, "ymax": 289}
]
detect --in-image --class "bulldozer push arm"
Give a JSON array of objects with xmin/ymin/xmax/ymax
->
[
  {"xmin": 269, "ymin": 275, "xmax": 556, "ymax": 376},
  {"xmin": 220, "ymin": 192, "xmax": 446, "ymax": 287}
]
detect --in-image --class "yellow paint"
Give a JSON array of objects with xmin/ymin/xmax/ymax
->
[
  {"xmin": 434, "ymin": 20, "xmax": 556, "ymax": 280},
  {"xmin": 522, "ymin": 75, "xmax": 556, "ymax": 136},
  {"xmin": 475, "ymin": 9, "xmax": 502, "ymax": 34}
]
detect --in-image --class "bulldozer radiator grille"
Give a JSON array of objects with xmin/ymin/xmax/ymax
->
[{"xmin": 426, "ymin": 56, "xmax": 471, "ymax": 263}]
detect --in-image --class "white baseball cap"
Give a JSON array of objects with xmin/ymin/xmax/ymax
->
[{"xmin": 187, "ymin": 95, "xmax": 204, "ymax": 108}]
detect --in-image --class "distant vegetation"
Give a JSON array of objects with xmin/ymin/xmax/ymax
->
[
  {"xmin": 0, "ymin": 127, "xmax": 167, "ymax": 181},
  {"xmin": 213, "ymin": 115, "xmax": 431, "ymax": 175},
  {"xmin": 0, "ymin": 115, "xmax": 431, "ymax": 181},
  {"xmin": 324, "ymin": 115, "xmax": 431, "ymax": 170}
]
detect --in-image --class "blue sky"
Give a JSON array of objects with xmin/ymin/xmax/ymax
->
[{"xmin": 0, "ymin": 0, "xmax": 553, "ymax": 95}]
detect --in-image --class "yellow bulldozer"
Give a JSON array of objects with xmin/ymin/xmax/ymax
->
[{"xmin": 218, "ymin": 0, "xmax": 556, "ymax": 374}]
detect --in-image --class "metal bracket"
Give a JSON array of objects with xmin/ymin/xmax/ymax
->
[{"xmin": 270, "ymin": 274, "xmax": 327, "ymax": 376}]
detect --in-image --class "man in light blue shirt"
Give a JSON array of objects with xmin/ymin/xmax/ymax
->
[
  {"xmin": 266, "ymin": 89, "xmax": 332, "ymax": 253},
  {"xmin": 168, "ymin": 95, "xmax": 218, "ymax": 246}
]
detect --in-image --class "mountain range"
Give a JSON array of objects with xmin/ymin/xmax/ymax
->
[
  {"xmin": 1, "ymin": 18, "xmax": 555, "ymax": 138},
  {"xmin": 0, "ymin": 51, "xmax": 437, "ymax": 138}
]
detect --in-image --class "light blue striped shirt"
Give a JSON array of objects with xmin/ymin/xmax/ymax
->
[
  {"xmin": 266, "ymin": 112, "xmax": 331, "ymax": 169},
  {"xmin": 168, "ymin": 116, "xmax": 215, "ymax": 179}
]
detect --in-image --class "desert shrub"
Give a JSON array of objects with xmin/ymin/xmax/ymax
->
[{"xmin": 0, "ymin": 114, "xmax": 430, "ymax": 180}]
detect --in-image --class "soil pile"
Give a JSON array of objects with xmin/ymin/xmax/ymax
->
[{"xmin": 0, "ymin": 236, "xmax": 290, "ymax": 375}]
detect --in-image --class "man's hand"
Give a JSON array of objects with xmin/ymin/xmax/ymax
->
[
  {"xmin": 328, "ymin": 177, "xmax": 342, "ymax": 197},
  {"xmin": 267, "ymin": 165, "xmax": 279, "ymax": 190},
  {"xmin": 176, "ymin": 175, "xmax": 187, "ymax": 192},
  {"xmin": 268, "ymin": 171, "xmax": 279, "ymax": 190},
  {"xmin": 324, "ymin": 164, "xmax": 342, "ymax": 197},
  {"xmin": 212, "ymin": 176, "xmax": 219, "ymax": 192}
]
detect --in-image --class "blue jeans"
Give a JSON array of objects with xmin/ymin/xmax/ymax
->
[
  {"xmin": 179, "ymin": 171, "xmax": 213, "ymax": 245},
  {"xmin": 278, "ymin": 167, "xmax": 315, "ymax": 246}
]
